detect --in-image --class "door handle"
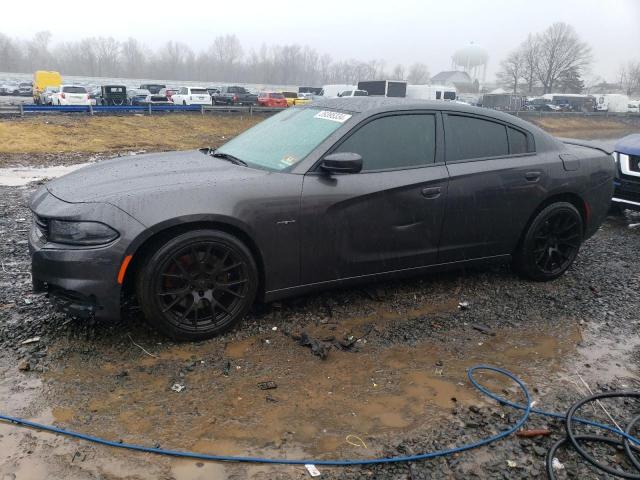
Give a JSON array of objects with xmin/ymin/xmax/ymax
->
[
  {"xmin": 525, "ymin": 171, "xmax": 541, "ymax": 181},
  {"xmin": 421, "ymin": 186, "xmax": 441, "ymax": 199}
]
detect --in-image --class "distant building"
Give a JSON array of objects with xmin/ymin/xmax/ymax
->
[{"xmin": 430, "ymin": 71, "xmax": 478, "ymax": 93}]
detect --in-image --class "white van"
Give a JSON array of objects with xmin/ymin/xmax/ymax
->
[
  {"xmin": 320, "ymin": 84, "xmax": 357, "ymax": 98},
  {"xmin": 593, "ymin": 93, "xmax": 630, "ymax": 113},
  {"xmin": 405, "ymin": 84, "xmax": 457, "ymax": 101}
]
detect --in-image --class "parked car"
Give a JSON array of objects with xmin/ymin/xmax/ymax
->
[
  {"xmin": 0, "ymin": 83, "xmax": 20, "ymax": 95},
  {"xmin": 160, "ymin": 88, "xmax": 180, "ymax": 101},
  {"xmin": 628, "ymin": 101, "xmax": 640, "ymax": 113},
  {"xmin": 337, "ymin": 89, "xmax": 368, "ymax": 98},
  {"xmin": 50, "ymin": 85, "xmax": 91, "ymax": 105},
  {"xmin": 94, "ymin": 85, "xmax": 128, "ymax": 106},
  {"xmin": 213, "ymin": 86, "xmax": 258, "ymax": 105},
  {"xmin": 281, "ymin": 91, "xmax": 299, "ymax": 107},
  {"xmin": 33, "ymin": 71, "xmax": 62, "ymax": 103},
  {"xmin": 612, "ymin": 134, "xmax": 640, "ymax": 212},
  {"xmin": 257, "ymin": 92, "xmax": 287, "ymax": 108},
  {"xmin": 127, "ymin": 89, "xmax": 171, "ymax": 106},
  {"xmin": 139, "ymin": 84, "xmax": 166, "ymax": 95},
  {"xmin": 29, "ymin": 98, "xmax": 615, "ymax": 340},
  {"xmin": 39, "ymin": 86, "xmax": 59, "ymax": 105},
  {"xmin": 18, "ymin": 82, "xmax": 33, "ymax": 96},
  {"xmin": 526, "ymin": 98, "xmax": 562, "ymax": 111},
  {"xmin": 319, "ymin": 84, "xmax": 357, "ymax": 98},
  {"xmin": 171, "ymin": 87, "xmax": 211, "ymax": 105}
]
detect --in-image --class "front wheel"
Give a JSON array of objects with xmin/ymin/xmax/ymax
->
[
  {"xmin": 136, "ymin": 230, "xmax": 258, "ymax": 340},
  {"xmin": 514, "ymin": 202, "xmax": 583, "ymax": 281}
]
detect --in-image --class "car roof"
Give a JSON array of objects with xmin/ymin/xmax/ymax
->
[
  {"xmin": 306, "ymin": 97, "xmax": 548, "ymax": 133},
  {"xmin": 615, "ymin": 134, "xmax": 640, "ymax": 156}
]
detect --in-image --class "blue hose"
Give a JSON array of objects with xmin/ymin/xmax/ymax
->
[{"xmin": 0, "ymin": 365, "xmax": 637, "ymax": 466}]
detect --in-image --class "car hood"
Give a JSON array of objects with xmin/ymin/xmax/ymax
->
[{"xmin": 47, "ymin": 150, "xmax": 269, "ymax": 204}]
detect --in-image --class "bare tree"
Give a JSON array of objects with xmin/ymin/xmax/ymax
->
[
  {"xmin": 0, "ymin": 33, "xmax": 22, "ymax": 72},
  {"xmin": 519, "ymin": 34, "xmax": 539, "ymax": 94},
  {"xmin": 120, "ymin": 38, "xmax": 147, "ymax": 78},
  {"xmin": 497, "ymin": 50, "xmax": 525, "ymax": 93},
  {"xmin": 94, "ymin": 37, "xmax": 120, "ymax": 76},
  {"xmin": 534, "ymin": 22, "xmax": 591, "ymax": 93},
  {"xmin": 407, "ymin": 62, "xmax": 429, "ymax": 84},
  {"xmin": 391, "ymin": 64, "xmax": 405, "ymax": 80},
  {"xmin": 619, "ymin": 61, "xmax": 640, "ymax": 96}
]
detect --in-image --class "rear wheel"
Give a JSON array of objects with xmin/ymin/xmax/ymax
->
[
  {"xmin": 136, "ymin": 230, "xmax": 258, "ymax": 340},
  {"xmin": 514, "ymin": 202, "xmax": 583, "ymax": 281}
]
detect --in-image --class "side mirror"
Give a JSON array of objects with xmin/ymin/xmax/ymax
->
[{"xmin": 320, "ymin": 152, "xmax": 363, "ymax": 174}]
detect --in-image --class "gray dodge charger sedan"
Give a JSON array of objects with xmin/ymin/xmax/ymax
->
[{"xmin": 29, "ymin": 98, "xmax": 615, "ymax": 340}]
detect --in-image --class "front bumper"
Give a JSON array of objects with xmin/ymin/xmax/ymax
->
[{"xmin": 29, "ymin": 189, "xmax": 146, "ymax": 320}]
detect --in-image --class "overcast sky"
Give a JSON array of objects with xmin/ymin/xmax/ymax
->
[{"xmin": 2, "ymin": 0, "xmax": 638, "ymax": 82}]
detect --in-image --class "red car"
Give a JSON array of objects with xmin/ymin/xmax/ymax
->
[{"xmin": 257, "ymin": 92, "xmax": 287, "ymax": 108}]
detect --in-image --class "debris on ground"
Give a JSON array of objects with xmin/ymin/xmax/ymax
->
[
  {"xmin": 170, "ymin": 383, "xmax": 186, "ymax": 393},
  {"xmin": 289, "ymin": 331, "xmax": 330, "ymax": 359},
  {"xmin": 21, "ymin": 336, "xmax": 41, "ymax": 345},
  {"xmin": 472, "ymin": 323, "xmax": 496, "ymax": 336},
  {"xmin": 304, "ymin": 464, "xmax": 321, "ymax": 477},
  {"xmin": 458, "ymin": 301, "xmax": 470, "ymax": 310},
  {"xmin": 257, "ymin": 381, "xmax": 278, "ymax": 390}
]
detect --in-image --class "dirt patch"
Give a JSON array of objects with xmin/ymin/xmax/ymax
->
[
  {"xmin": 0, "ymin": 114, "xmax": 261, "ymax": 167},
  {"xmin": 526, "ymin": 115, "xmax": 640, "ymax": 139}
]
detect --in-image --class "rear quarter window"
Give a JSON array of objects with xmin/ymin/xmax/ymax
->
[
  {"xmin": 446, "ymin": 115, "xmax": 508, "ymax": 161},
  {"xmin": 508, "ymin": 127, "xmax": 532, "ymax": 154}
]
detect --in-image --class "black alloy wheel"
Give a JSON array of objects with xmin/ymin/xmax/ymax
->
[
  {"xmin": 137, "ymin": 230, "xmax": 258, "ymax": 340},
  {"xmin": 515, "ymin": 202, "xmax": 583, "ymax": 280}
]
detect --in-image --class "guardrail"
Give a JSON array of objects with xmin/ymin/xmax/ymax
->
[
  {"xmin": 1, "ymin": 103, "xmax": 638, "ymax": 118},
  {"xmin": 0, "ymin": 104, "xmax": 285, "ymax": 116}
]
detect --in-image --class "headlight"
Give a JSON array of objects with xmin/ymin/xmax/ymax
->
[{"xmin": 48, "ymin": 220, "xmax": 119, "ymax": 246}]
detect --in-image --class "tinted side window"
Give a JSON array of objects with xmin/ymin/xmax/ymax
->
[
  {"xmin": 508, "ymin": 127, "xmax": 529, "ymax": 154},
  {"xmin": 446, "ymin": 115, "xmax": 508, "ymax": 161},
  {"xmin": 334, "ymin": 114, "xmax": 436, "ymax": 171}
]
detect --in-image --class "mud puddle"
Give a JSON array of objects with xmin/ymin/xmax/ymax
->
[{"xmin": 0, "ymin": 301, "xmax": 585, "ymax": 479}]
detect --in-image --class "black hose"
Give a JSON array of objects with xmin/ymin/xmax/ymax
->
[{"xmin": 546, "ymin": 392, "xmax": 640, "ymax": 479}]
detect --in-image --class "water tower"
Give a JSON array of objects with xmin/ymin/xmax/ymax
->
[{"xmin": 452, "ymin": 42, "xmax": 489, "ymax": 83}]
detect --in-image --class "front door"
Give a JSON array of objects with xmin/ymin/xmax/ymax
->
[{"xmin": 300, "ymin": 112, "xmax": 449, "ymax": 285}]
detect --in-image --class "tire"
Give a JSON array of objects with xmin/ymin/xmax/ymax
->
[
  {"xmin": 183, "ymin": 100, "xmax": 187, "ymax": 106},
  {"xmin": 514, "ymin": 202, "xmax": 583, "ymax": 281},
  {"xmin": 136, "ymin": 229, "xmax": 258, "ymax": 341}
]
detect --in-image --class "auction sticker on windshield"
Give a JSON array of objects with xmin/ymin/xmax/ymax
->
[{"xmin": 314, "ymin": 111, "xmax": 352, "ymax": 123}]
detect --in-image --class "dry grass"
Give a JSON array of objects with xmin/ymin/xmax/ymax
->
[
  {"xmin": 527, "ymin": 116, "xmax": 638, "ymax": 139},
  {"xmin": 0, "ymin": 114, "xmax": 261, "ymax": 154}
]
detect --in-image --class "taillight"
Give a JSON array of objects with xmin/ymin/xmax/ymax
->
[
  {"xmin": 61, "ymin": 92, "xmax": 65, "ymax": 99},
  {"xmin": 233, "ymin": 95, "xmax": 238, "ymax": 102}
]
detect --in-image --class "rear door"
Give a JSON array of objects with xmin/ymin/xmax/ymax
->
[
  {"xmin": 439, "ymin": 113, "xmax": 549, "ymax": 262},
  {"xmin": 300, "ymin": 111, "xmax": 449, "ymax": 284}
]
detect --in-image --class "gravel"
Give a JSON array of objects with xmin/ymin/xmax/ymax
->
[{"xmin": 1, "ymin": 180, "xmax": 639, "ymax": 479}]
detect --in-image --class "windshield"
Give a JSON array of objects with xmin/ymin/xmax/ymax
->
[{"xmin": 216, "ymin": 108, "xmax": 350, "ymax": 171}]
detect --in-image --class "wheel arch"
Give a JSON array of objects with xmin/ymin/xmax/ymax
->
[
  {"xmin": 514, "ymin": 191, "xmax": 588, "ymax": 254},
  {"xmin": 121, "ymin": 217, "xmax": 266, "ymax": 305}
]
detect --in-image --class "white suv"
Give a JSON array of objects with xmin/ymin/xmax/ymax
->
[{"xmin": 171, "ymin": 87, "xmax": 211, "ymax": 105}]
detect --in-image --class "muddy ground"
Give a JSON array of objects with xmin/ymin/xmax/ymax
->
[{"xmin": 0, "ymin": 120, "xmax": 639, "ymax": 479}]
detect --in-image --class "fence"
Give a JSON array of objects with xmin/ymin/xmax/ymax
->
[
  {"xmin": 0, "ymin": 103, "xmax": 638, "ymax": 119},
  {"xmin": 0, "ymin": 104, "xmax": 285, "ymax": 116}
]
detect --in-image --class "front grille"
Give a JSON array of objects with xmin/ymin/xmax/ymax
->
[{"xmin": 34, "ymin": 215, "xmax": 49, "ymax": 241}]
